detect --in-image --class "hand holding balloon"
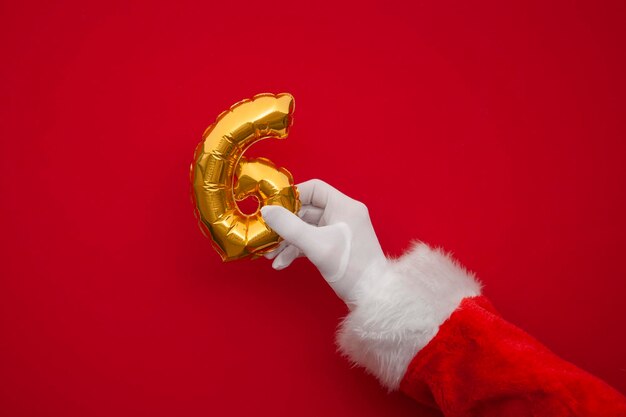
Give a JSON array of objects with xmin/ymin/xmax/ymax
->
[{"xmin": 261, "ymin": 179, "xmax": 388, "ymax": 305}]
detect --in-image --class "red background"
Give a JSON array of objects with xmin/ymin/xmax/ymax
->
[{"xmin": 1, "ymin": 1, "xmax": 626, "ymax": 415}]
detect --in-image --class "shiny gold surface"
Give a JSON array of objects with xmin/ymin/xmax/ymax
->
[{"xmin": 190, "ymin": 93, "xmax": 300, "ymax": 261}]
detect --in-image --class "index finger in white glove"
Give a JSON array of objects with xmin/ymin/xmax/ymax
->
[
  {"xmin": 260, "ymin": 205, "xmax": 319, "ymax": 254},
  {"xmin": 272, "ymin": 244, "xmax": 303, "ymax": 270},
  {"xmin": 263, "ymin": 240, "xmax": 288, "ymax": 260},
  {"xmin": 297, "ymin": 179, "xmax": 342, "ymax": 208},
  {"xmin": 298, "ymin": 205, "xmax": 324, "ymax": 225}
]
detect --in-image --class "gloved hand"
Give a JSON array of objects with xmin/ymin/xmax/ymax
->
[{"xmin": 260, "ymin": 179, "xmax": 388, "ymax": 305}]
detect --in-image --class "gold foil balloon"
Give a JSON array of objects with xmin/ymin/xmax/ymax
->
[{"xmin": 190, "ymin": 93, "xmax": 300, "ymax": 261}]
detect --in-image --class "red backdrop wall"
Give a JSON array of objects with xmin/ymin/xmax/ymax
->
[{"xmin": 1, "ymin": 1, "xmax": 625, "ymax": 415}]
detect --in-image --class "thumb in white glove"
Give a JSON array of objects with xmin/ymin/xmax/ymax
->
[{"xmin": 260, "ymin": 179, "xmax": 387, "ymax": 305}]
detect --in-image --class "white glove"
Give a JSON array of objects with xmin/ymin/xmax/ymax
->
[{"xmin": 260, "ymin": 179, "xmax": 388, "ymax": 305}]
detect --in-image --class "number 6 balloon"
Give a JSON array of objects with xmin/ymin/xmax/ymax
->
[{"xmin": 190, "ymin": 93, "xmax": 300, "ymax": 261}]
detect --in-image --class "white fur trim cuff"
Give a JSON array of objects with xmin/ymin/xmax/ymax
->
[{"xmin": 335, "ymin": 242, "xmax": 482, "ymax": 391}]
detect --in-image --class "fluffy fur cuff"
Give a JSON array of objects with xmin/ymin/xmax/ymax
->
[{"xmin": 335, "ymin": 242, "xmax": 482, "ymax": 391}]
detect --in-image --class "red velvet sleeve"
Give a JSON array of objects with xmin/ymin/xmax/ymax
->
[{"xmin": 399, "ymin": 296, "xmax": 626, "ymax": 416}]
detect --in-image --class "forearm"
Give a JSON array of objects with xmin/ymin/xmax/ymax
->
[
  {"xmin": 401, "ymin": 296, "xmax": 626, "ymax": 416},
  {"xmin": 336, "ymin": 243, "xmax": 626, "ymax": 416}
]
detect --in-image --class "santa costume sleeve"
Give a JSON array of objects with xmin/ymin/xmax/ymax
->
[{"xmin": 336, "ymin": 242, "xmax": 626, "ymax": 416}]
